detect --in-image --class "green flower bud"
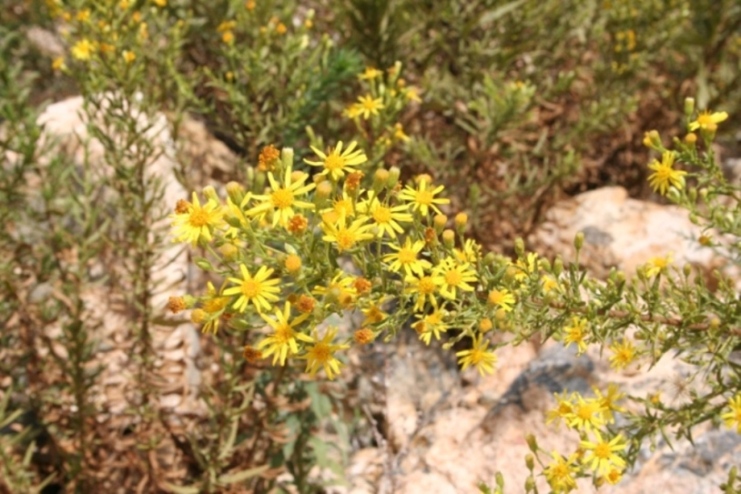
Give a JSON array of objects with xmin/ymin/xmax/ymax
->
[
  {"xmin": 525, "ymin": 453, "xmax": 534, "ymax": 471},
  {"xmin": 387, "ymin": 166, "xmax": 401, "ymax": 189},
  {"xmin": 553, "ymin": 257, "xmax": 564, "ymax": 276},
  {"xmin": 281, "ymin": 147, "xmax": 294, "ymax": 172},
  {"xmin": 514, "ymin": 237, "xmax": 525, "ymax": 257},
  {"xmin": 526, "ymin": 433, "xmax": 538, "ymax": 453},
  {"xmin": 684, "ymin": 97, "xmax": 695, "ymax": 118},
  {"xmin": 574, "ymin": 231, "xmax": 584, "ymax": 251},
  {"xmin": 226, "ymin": 181, "xmax": 245, "ymax": 204},
  {"xmin": 195, "ymin": 258, "xmax": 214, "ymax": 271}
]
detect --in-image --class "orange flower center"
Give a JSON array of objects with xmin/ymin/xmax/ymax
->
[
  {"xmin": 324, "ymin": 153, "xmax": 344, "ymax": 171},
  {"xmin": 398, "ymin": 248, "xmax": 417, "ymax": 264},
  {"xmin": 418, "ymin": 276, "xmax": 436, "ymax": 294},
  {"xmin": 271, "ymin": 188, "xmax": 294, "ymax": 209},
  {"xmin": 188, "ymin": 208, "xmax": 210, "ymax": 227},
  {"xmin": 335, "ymin": 230, "xmax": 355, "ymax": 250},
  {"xmin": 593, "ymin": 442, "xmax": 611, "ymax": 459},
  {"xmin": 241, "ymin": 279, "xmax": 261, "ymax": 298},
  {"xmin": 415, "ymin": 190, "xmax": 433, "ymax": 205},
  {"xmin": 310, "ymin": 343, "xmax": 331, "ymax": 362},
  {"xmin": 373, "ymin": 206, "xmax": 392, "ymax": 223},
  {"xmin": 444, "ymin": 269, "xmax": 462, "ymax": 286}
]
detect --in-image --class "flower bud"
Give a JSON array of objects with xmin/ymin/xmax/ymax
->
[
  {"xmin": 574, "ymin": 231, "xmax": 584, "ymax": 251},
  {"xmin": 373, "ymin": 168, "xmax": 390, "ymax": 191},
  {"xmin": 190, "ymin": 308, "xmax": 206, "ymax": 324},
  {"xmin": 433, "ymin": 214, "xmax": 448, "ymax": 233},
  {"xmin": 526, "ymin": 433, "xmax": 538, "ymax": 453},
  {"xmin": 284, "ymin": 254, "xmax": 302, "ymax": 274},
  {"xmin": 202, "ymin": 185, "xmax": 218, "ymax": 202},
  {"xmin": 524, "ymin": 476, "xmax": 535, "ymax": 493},
  {"xmin": 280, "ymin": 147, "xmax": 294, "ymax": 172},
  {"xmin": 684, "ymin": 97, "xmax": 695, "ymax": 118},
  {"xmin": 454, "ymin": 212, "xmax": 468, "ymax": 230},
  {"xmin": 387, "ymin": 166, "xmax": 401, "ymax": 189},
  {"xmin": 442, "ymin": 229, "xmax": 455, "ymax": 248},
  {"xmin": 525, "ymin": 454, "xmax": 534, "ymax": 471},
  {"xmin": 514, "ymin": 237, "xmax": 525, "ymax": 257},
  {"xmin": 195, "ymin": 258, "xmax": 214, "ymax": 271},
  {"xmin": 219, "ymin": 243, "xmax": 238, "ymax": 261},
  {"xmin": 642, "ymin": 130, "xmax": 661, "ymax": 149},
  {"xmin": 314, "ymin": 181, "xmax": 333, "ymax": 209},
  {"xmin": 226, "ymin": 181, "xmax": 245, "ymax": 205},
  {"xmin": 553, "ymin": 257, "xmax": 564, "ymax": 276},
  {"xmin": 685, "ymin": 132, "xmax": 697, "ymax": 145}
]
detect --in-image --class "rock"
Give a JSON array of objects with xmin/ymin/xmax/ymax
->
[{"xmin": 529, "ymin": 186, "xmax": 717, "ymax": 279}]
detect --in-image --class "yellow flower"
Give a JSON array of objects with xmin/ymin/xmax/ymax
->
[
  {"xmin": 305, "ymin": 141, "xmax": 368, "ymax": 181},
  {"xmin": 361, "ymin": 302, "xmax": 388, "ymax": 325},
  {"xmin": 454, "ymin": 238, "xmax": 480, "ymax": 263},
  {"xmin": 580, "ymin": 431, "xmax": 627, "ymax": 475},
  {"xmin": 223, "ymin": 264, "xmax": 281, "ymax": 312},
  {"xmin": 487, "ymin": 287, "xmax": 515, "ymax": 312},
  {"xmin": 359, "ymin": 67, "xmax": 382, "ymax": 80},
  {"xmin": 412, "ymin": 310, "xmax": 448, "ymax": 345},
  {"xmin": 71, "ymin": 39, "xmax": 95, "ymax": 60},
  {"xmin": 52, "ymin": 56, "xmax": 66, "ymax": 71},
  {"xmin": 647, "ymin": 152, "xmax": 686, "ymax": 196},
  {"xmin": 354, "ymin": 94, "xmax": 384, "ymax": 119},
  {"xmin": 609, "ymin": 339, "xmax": 636, "ymax": 370},
  {"xmin": 721, "ymin": 394, "xmax": 741, "ymax": 433},
  {"xmin": 456, "ymin": 334, "xmax": 497, "ymax": 376},
  {"xmin": 433, "ymin": 258, "xmax": 477, "ymax": 299},
  {"xmin": 398, "ymin": 179, "xmax": 450, "ymax": 216},
  {"xmin": 562, "ymin": 316, "xmax": 589, "ymax": 354},
  {"xmin": 383, "ymin": 238, "xmax": 431, "ymax": 277},
  {"xmin": 393, "ymin": 123, "xmax": 410, "ymax": 142},
  {"xmin": 404, "ymin": 272, "xmax": 444, "ymax": 312},
  {"xmin": 593, "ymin": 383, "xmax": 626, "ymax": 424},
  {"xmin": 152, "ymin": 0, "xmax": 166, "ymax": 6},
  {"xmin": 302, "ymin": 327, "xmax": 350, "ymax": 379},
  {"xmin": 321, "ymin": 215, "xmax": 374, "ymax": 252},
  {"xmin": 357, "ymin": 192, "xmax": 412, "ymax": 238},
  {"xmin": 602, "ymin": 467, "xmax": 623, "ymax": 485},
  {"xmin": 122, "ymin": 50, "xmax": 136, "ymax": 63},
  {"xmin": 246, "ymin": 162, "xmax": 315, "ymax": 227},
  {"xmin": 546, "ymin": 392, "xmax": 575, "ymax": 427},
  {"xmin": 314, "ymin": 272, "xmax": 357, "ymax": 308},
  {"xmin": 257, "ymin": 302, "xmax": 312, "ymax": 365},
  {"xmin": 567, "ymin": 395, "xmax": 605, "ymax": 432},
  {"xmin": 543, "ymin": 451, "xmax": 578, "ymax": 493},
  {"xmin": 199, "ymin": 282, "xmax": 230, "ymax": 334},
  {"xmin": 688, "ymin": 110, "xmax": 728, "ymax": 132},
  {"xmin": 643, "ymin": 253, "xmax": 672, "ymax": 277},
  {"xmin": 404, "ymin": 86, "xmax": 421, "ymax": 102},
  {"xmin": 513, "ymin": 252, "xmax": 538, "ymax": 282},
  {"xmin": 171, "ymin": 192, "xmax": 224, "ymax": 245}
]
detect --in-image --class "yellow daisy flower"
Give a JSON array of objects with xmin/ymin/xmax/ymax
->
[
  {"xmin": 383, "ymin": 238, "xmax": 431, "ymax": 277},
  {"xmin": 171, "ymin": 192, "xmax": 224, "ymax": 245},
  {"xmin": 359, "ymin": 67, "xmax": 382, "ymax": 80},
  {"xmin": 721, "ymin": 394, "xmax": 741, "ymax": 433},
  {"xmin": 404, "ymin": 272, "xmax": 444, "ymax": 312},
  {"xmin": 648, "ymin": 152, "xmax": 686, "ymax": 196},
  {"xmin": 487, "ymin": 287, "xmax": 515, "ymax": 311},
  {"xmin": 321, "ymin": 214, "xmax": 374, "ymax": 252},
  {"xmin": 223, "ymin": 264, "xmax": 281, "ymax": 312},
  {"xmin": 562, "ymin": 316, "xmax": 589, "ymax": 354},
  {"xmin": 354, "ymin": 94, "xmax": 384, "ymax": 119},
  {"xmin": 456, "ymin": 334, "xmax": 497, "ymax": 376},
  {"xmin": 543, "ymin": 451, "xmax": 578, "ymax": 493},
  {"xmin": 305, "ymin": 141, "xmax": 368, "ymax": 181},
  {"xmin": 301, "ymin": 327, "xmax": 350, "ymax": 379},
  {"xmin": 313, "ymin": 272, "xmax": 357, "ymax": 308},
  {"xmin": 688, "ymin": 110, "xmax": 728, "ymax": 132},
  {"xmin": 412, "ymin": 309, "xmax": 448, "ymax": 345},
  {"xmin": 580, "ymin": 431, "xmax": 627, "ymax": 475},
  {"xmin": 398, "ymin": 178, "xmax": 450, "ymax": 216},
  {"xmin": 246, "ymin": 163, "xmax": 315, "ymax": 227},
  {"xmin": 257, "ymin": 302, "xmax": 312, "ymax": 365},
  {"xmin": 357, "ymin": 191, "xmax": 412, "ymax": 238},
  {"xmin": 71, "ymin": 39, "xmax": 95, "ymax": 60},
  {"xmin": 567, "ymin": 395, "xmax": 605, "ymax": 432},
  {"xmin": 609, "ymin": 339, "xmax": 637, "ymax": 370},
  {"xmin": 432, "ymin": 257, "xmax": 477, "ymax": 299}
]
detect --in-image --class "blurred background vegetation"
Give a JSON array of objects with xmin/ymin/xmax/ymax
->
[{"xmin": 1, "ymin": 0, "xmax": 740, "ymax": 492}]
